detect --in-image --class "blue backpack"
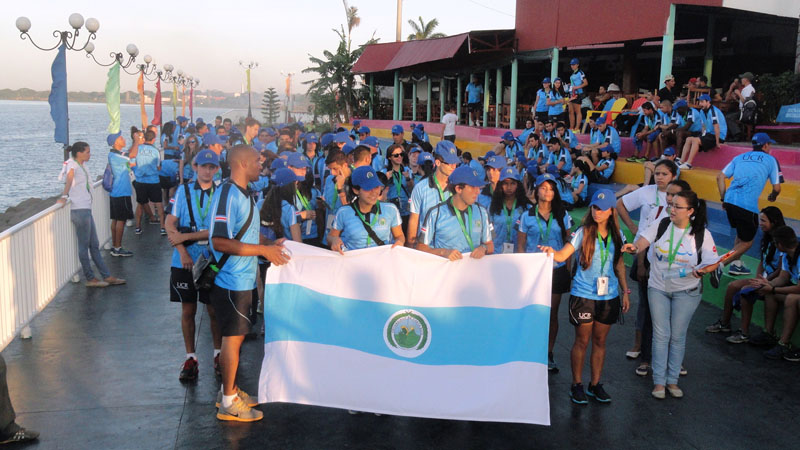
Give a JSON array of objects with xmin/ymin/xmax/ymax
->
[{"xmin": 102, "ymin": 164, "xmax": 114, "ymax": 192}]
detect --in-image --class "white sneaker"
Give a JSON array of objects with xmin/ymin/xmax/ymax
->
[{"xmin": 679, "ymin": 163, "xmax": 692, "ymax": 170}]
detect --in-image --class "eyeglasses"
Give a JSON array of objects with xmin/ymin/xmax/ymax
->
[
  {"xmin": 390, "ymin": 153, "xmax": 404, "ymax": 158},
  {"xmin": 668, "ymin": 203, "xmax": 691, "ymax": 210}
]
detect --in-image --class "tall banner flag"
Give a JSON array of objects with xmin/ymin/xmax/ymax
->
[
  {"xmin": 258, "ymin": 242, "xmax": 553, "ymax": 425},
  {"xmin": 172, "ymin": 83, "xmax": 178, "ymax": 120},
  {"xmin": 151, "ymin": 79, "xmax": 162, "ymax": 126},
  {"xmin": 105, "ymin": 63, "xmax": 121, "ymax": 133},
  {"xmin": 189, "ymin": 87, "xmax": 194, "ymax": 122},
  {"xmin": 181, "ymin": 86, "xmax": 186, "ymax": 117},
  {"xmin": 48, "ymin": 44, "xmax": 68, "ymax": 146},
  {"xmin": 137, "ymin": 72, "xmax": 148, "ymax": 130}
]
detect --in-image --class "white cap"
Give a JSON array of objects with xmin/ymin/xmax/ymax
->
[{"xmin": 607, "ymin": 83, "xmax": 620, "ymax": 92}]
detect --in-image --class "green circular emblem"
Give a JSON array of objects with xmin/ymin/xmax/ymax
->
[{"xmin": 383, "ymin": 309, "xmax": 431, "ymax": 358}]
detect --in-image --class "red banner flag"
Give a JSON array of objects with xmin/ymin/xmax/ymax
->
[
  {"xmin": 151, "ymin": 79, "xmax": 162, "ymax": 126},
  {"xmin": 190, "ymin": 87, "xmax": 194, "ymax": 122}
]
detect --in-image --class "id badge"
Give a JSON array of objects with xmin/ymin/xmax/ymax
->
[
  {"xmin": 503, "ymin": 242, "xmax": 514, "ymax": 254},
  {"xmin": 326, "ymin": 214, "xmax": 335, "ymax": 231},
  {"xmin": 597, "ymin": 276, "xmax": 609, "ymax": 296},
  {"xmin": 305, "ymin": 220, "xmax": 312, "ymax": 235}
]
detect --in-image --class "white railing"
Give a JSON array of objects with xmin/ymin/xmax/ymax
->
[{"xmin": 0, "ymin": 181, "xmax": 111, "ymax": 351}]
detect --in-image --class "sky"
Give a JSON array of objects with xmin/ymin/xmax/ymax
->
[{"xmin": 4, "ymin": 0, "xmax": 516, "ymax": 95}]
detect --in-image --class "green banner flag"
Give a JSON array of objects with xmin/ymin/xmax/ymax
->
[{"xmin": 105, "ymin": 63, "xmax": 121, "ymax": 133}]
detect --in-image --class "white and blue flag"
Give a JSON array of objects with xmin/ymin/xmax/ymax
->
[{"xmin": 258, "ymin": 242, "xmax": 553, "ymax": 425}]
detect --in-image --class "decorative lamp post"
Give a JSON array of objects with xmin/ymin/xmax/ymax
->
[
  {"xmin": 240, "ymin": 61, "xmax": 258, "ymax": 118},
  {"xmin": 85, "ymin": 42, "xmax": 138, "ymax": 67}
]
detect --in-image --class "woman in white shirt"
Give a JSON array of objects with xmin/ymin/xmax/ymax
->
[
  {"xmin": 623, "ymin": 190, "xmax": 719, "ymax": 399},
  {"xmin": 57, "ymin": 142, "xmax": 125, "ymax": 288}
]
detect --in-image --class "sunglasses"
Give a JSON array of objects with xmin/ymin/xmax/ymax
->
[
  {"xmin": 188, "ymin": 140, "xmax": 197, "ymax": 143},
  {"xmin": 390, "ymin": 153, "xmax": 404, "ymax": 158}
]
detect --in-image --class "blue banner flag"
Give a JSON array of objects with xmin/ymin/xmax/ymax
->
[{"xmin": 48, "ymin": 44, "xmax": 68, "ymax": 145}]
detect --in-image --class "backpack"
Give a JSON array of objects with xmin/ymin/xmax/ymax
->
[
  {"xmin": 102, "ymin": 164, "xmax": 114, "ymax": 192},
  {"xmin": 654, "ymin": 217, "xmax": 704, "ymax": 266},
  {"xmin": 740, "ymin": 99, "xmax": 757, "ymax": 124}
]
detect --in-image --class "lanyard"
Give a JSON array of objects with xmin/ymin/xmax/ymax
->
[
  {"xmin": 433, "ymin": 174, "xmax": 446, "ymax": 202},
  {"xmin": 392, "ymin": 170, "xmax": 404, "ymax": 199},
  {"xmin": 536, "ymin": 206, "xmax": 553, "ymax": 243},
  {"xmin": 502, "ymin": 200, "xmax": 517, "ymax": 241},
  {"xmin": 453, "ymin": 201, "xmax": 475, "ymax": 251},
  {"xmin": 667, "ymin": 223, "xmax": 691, "ymax": 269},
  {"xmin": 193, "ymin": 185, "xmax": 214, "ymax": 224},
  {"xmin": 597, "ymin": 233, "xmax": 610, "ymax": 275},
  {"xmin": 327, "ymin": 181, "xmax": 339, "ymax": 211},
  {"xmin": 296, "ymin": 192, "xmax": 312, "ymax": 211},
  {"xmin": 354, "ymin": 203, "xmax": 380, "ymax": 247}
]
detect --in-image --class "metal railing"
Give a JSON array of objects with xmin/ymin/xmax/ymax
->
[{"xmin": 0, "ymin": 181, "xmax": 111, "ymax": 351}]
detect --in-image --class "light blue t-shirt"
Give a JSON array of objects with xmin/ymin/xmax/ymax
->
[
  {"xmin": 209, "ymin": 181, "xmax": 259, "ymax": 291},
  {"xmin": 701, "ymin": 105, "xmax": 728, "ymax": 140},
  {"xmin": 555, "ymin": 147, "xmax": 572, "ymax": 173},
  {"xmin": 333, "ymin": 202, "xmax": 401, "ymax": 250},
  {"xmin": 569, "ymin": 227, "xmax": 626, "ymax": 300},
  {"xmin": 133, "ymin": 144, "xmax": 161, "ymax": 184},
  {"xmin": 518, "ymin": 207, "xmax": 573, "ymax": 268},
  {"xmin": 722, "ymin": 150, "xmax": 782, "ymax": 214},
  {"xmin": 386, "ymin": 169, "xmax": 412, "ymax": 216},
  {"xmin": 600, "ymin": 126, "xmax": 621, "ymax": 155},
  {"xmin": 535, "ymin": 89, "xmax": 550, "ymax": 112},
  {"xmin": 108, "ymin": 150, "xmax": 132, "ymax": 198},
  {"xmin": 466, "ymin": 82, "xmax": 484, "ymax": 103},
  {"xmin": 548, "ymin": 91, "xmax": 565, "ymax": 116},
  {"xmin": 781, "ymin": 252, "xmax": 800, "ymax": 285},
  {"xmin": 420, "ymin": 201, "xmax": 492, "ymax": 253},
  {"xmin": 571, "ymin": 174, "xmax": 589, "ymax": 201},
  {"xmin": 505, "ymin": 141, "xmax": 523, "ymax": 161},
  {"xmin": 570, "ymin": 70, "xmax": 586, "ymax": 94},
  {"xmin": 519, "ymin": 127, "xmax": 535, "ymax": 144},
  {"xmin": 597, "ymin": 158, "xmax": 615, "ymax": 180},
  {"xmin": 410, "ymin": 176, "xmax": 452, "ymax": 236},
  {"xmin": 168, "ymin": 182, "xmax": 214, "ymax": 269},
  {"xmin": 490, "ymin": 203, "xmax": 526, "ymax": 254},
  {"xmin": 280, "ymin": 200, "xmax": 299, "ymax": 240},
  {"xmin": 159, "ymin": 158, "xmax": 180, "ymax": 180},
  {"xmin": 371, "ymin": 154, "xmax": 387, "ymax": 173},
  {"xmin": 762, "ymin": 242, "xmax": 783, "ymax": 277}
]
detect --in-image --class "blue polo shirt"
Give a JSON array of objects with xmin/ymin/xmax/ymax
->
[
  {"xmin": 133, "ymin": 144, "xmax": 161, "ymax": 184},
  {"xmin": 466, "ymin": 82, "xmax": 483, "ymax": 103},
  {"xmin": 569, "ymin": 227, "xmax": 626, "ymax": 300},
  {"xmin": 386, "ymin": 169, "xmax": 412, "ymax": 216},
  {"xmin": 209, "ymin": 181, "xmax": 259, "ymax": 291},
  {"xmin": 159, "ymin": 158, "xmax": 180, "ymax": 181},
  {"xmin": 504, "ymin": 141, "xmax": 523, "ymax": 160},
  {"xmin": 168, "ymin": 182, "xmax": 214, "ymax": 269},
  {"xmin": 477, "ymin": 185, "xmax": 495, "ymax": 210},
  {"xmin": 518, "ymin": 208, "xmax": 573, "ymax": 268},
  {"xmin": 420, "ymin": 201, "xmax": 492, "ymax": 253},
  {"xmin": 532, "ymin": 146, "xmax": 550, "ymax": 165},
  {"xmin": 570, "ymin": 70, "xmax": 586, "ymax": 94},
  {"xmin": 410, "ymin": 175, "xmax": 452, "ymax": 235},
  {"xmin": 333, "ymin": 202, "xmax": 401, "ymax": 250},
  {"xmin": 687, "ymin": 108, "xmax": 704, "ymax": 133},
  {"xmin": 600, "ymin": 126, "xmax": 621, "ymax": 154},
  {"xmin": 555, "ymin": 147, "xmax": 572, "ymax": 173},
  {"xmin": 371, "ymin": 154, "xmax": 387, "ymax": 173},
  {"xmin": 535, "ymin": 89, "xmax": 549, "ymax": 112},
  {"xmin": 519, "ymin": 127, "xmax": 535, "ymax": 144},
  {"xmin": 669, "ymin": 109, "xmax": 686, "ymax": 127},
  {"xmin": 597, "ymin": 157, "xmax": 615, "ymax": 180},
  {"xmin": 721, "ymin": 150, "xmax": 783, "ymax": 214},
  {"xmin": 294, "ymin": 188, "xmax": 322, "ymax": 240},
  {"xmin": 108, "ymin": 150, "xmax": 132, "ymax": 198},
  {"xmin": 701, "ymin": 105, "xmax": 728, "ymax": 140},
  {"xmin": 571, "ymin": 173, "xmax": 589, "ymax": 201},
  {"xmin": 782, "ymin": 252, "xmax": 800, "ymax": 285},
  {"xmin": 762, "ymin": 243, "xmax": 783, "ymax": 277},
  {"xmin": 280, "ymin": 200, "xmax": 299, "ymax": 239},
  {"xmin": 561, "ymin": 129, "xmax": 578, "ymax": 149},
  {"xmin": 557, "ymin": 179, "xmax": 573, "ymax": 205},
  {"xmin": 548, "ymin": 91, "xmax": 565, "ymax": 116},
  {"xmin": 490, "ymin": 203, "xmax": 527, "ymax": 254}
]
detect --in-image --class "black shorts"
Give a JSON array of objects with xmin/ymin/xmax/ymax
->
[
  {"xmin": 569, "ymin": 93, "xmax": 586, "ymax": 105},
  {"xmin": 211, "ymin": 285, "xmax": 255, "ymax": 336},
  {"xmin": 699, "ymin": 134, "xmax": 723, "ymax": 152},
  {"xmin": 443, "ymin": 135, "xmax": 456, "ymax": 142},
  {"xmin": 170, "ymin": 267, "xmax": 210, "ymax": 304},
  {"xmin": 133, "ymin": 181, "xmax": 162, "ymax": 204},
  {"xmin": 467, "ymin": 102, "xmax": 481, "ymax": 113},
  {"xmin": 160, "ymin": 175, "xmax": 178, "ymax": 190},
  {"xmin": 568, "ymin": 295, "xmax": 621, "ymax": 325},
  {"xmin": 534, "ymin": 111, "xmax": 549, "ymax": 123},
  {"xmin": 552, "ymin": 264, "xmax": 571, "ymax": 294},
  {"xmin": 109, "ymin": 196, "xmax": 133, "ymax": 221},
  {"xmin": 724, "ymin": 202, "xmax": 759, "ymax": 242},
  {"xmin": 549, "ymin": 113, "xmax": 567, "ymax": 124}
]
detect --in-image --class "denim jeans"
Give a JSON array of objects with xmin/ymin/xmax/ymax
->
[
  {"xmin": 70, "ymin": 209, "xmax": 110, "ymax": 281},
  {"xmin": 648, "ymin": 286, "xmax": 702, "ymax": 385}
]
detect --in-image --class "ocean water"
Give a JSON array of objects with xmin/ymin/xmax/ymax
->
[{"xmin": 0, "ymin": 100, "xmax": 230, "ymax": 212}]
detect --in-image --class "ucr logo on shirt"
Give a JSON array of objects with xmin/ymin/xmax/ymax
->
[{"xmin": 384, "ymin": 309, "xmax": 431, "ymax": 358}]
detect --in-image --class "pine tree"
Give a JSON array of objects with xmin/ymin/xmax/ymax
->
[{"xmin": 261, "ymin": 88, "xmax": 281, "ymax": 125}]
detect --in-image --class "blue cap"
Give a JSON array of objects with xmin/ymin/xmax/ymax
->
[
  {"xmin": 448, "ymin": 165, "xmax": 487, "ymax": 187},
  {"xmin": 270, "ymin": 158, "xmax": 288, "ymax": 170},
  {"xmin": 304, "ymin": 134, "xmax": 319, "ymax": 144},
  {"xmin": 570, "ymin": 58, "xmax": 580, "ymax": 65},
  {"xmin": 342, "ymin": 141, "xmax": 357, "ymax": 155},
  {"xmin": 409, "ymin": 144, "xmax": 423, "ymax": 154},
  {"xmin": 499, "ymin": 166, "xmax": 520, "ymax": 182},
  {"xmin": 287, "ymin": 152, "xmax": 311, "ymax": 168},
  {"xmin": 334, "ymin": 131, "xmax": 350, "ymax": 143},
  {"xmin": 663, "ymin": 146, "xmax": 676, "ymax": 156},
  {"xmin": 358, "ymin": 126, "xmax": 371, "ymax": 134},
  {"xmin": 599, "ymin": 144, "xmax": 613, "ymax": 153},
  {"xmin": 526, "ymin": 161, "xmax": 539, "ymax": 175},
  {"xmin": 391, "ymin": 124, "xmax": 404, "ymax": 135},
  {"xmin": 279, "ymin": 150, "xmax": 295, "ymax": 158},
  {"xmin": 554, "ymin": 77, "xmax": 561, "ymax": 82},
  {"xmin": 362, "ymin": 136, "xmax": 379, "ymax": 147},
  {"xmin": 321, "ymin": 134, "xmax": 334, "ymax": 147},
  {"xmin": 485, "ymin": 155, "xmax": 506, "ymax": 169},
  {"xmin": 595, "ymin": 116, "xmax": 607, "ymax": 126},
  {"xmin": 535, "ymin": 173, "xmax": 556, "ymax": 187},
  {"xmin": 418, "ymin": 152, "xmax": 435, "ymax": 164},
  {"xmin": 673, "ymin": 99, "xmax": 688, "ymax": 109},
  {"xmin": 415, "ymin": 123, "xmax": 424, "ymax": 130},
  {"xmin": 590, "ymin": 188, "xmax": 616, "ymax": 211},
  {"xmin": 252, "ymin": 140, "xmax": 266, "ymax": 151},
  {"xmin": 351, "ymin": 166, "xmax": 383, "ymax": 191},
  {"xmin": 106, "ymin": 131, "xmax": 122, "ymax": 147},
  {"xmin": 480, "ymin": 150, "xmax": 496, "ymax": 161},
  {"xmin": 501, "ymin": 131, "xmax": 515, "ymax": 142},
  {"xmin": 203, "ymin": 133, "xmax": 226, "ymax": 147},
  {"xmin": 543, "ymin": 77, "xmax": 551, "ymax": 84},
  {"xmin": 297, "ymin": 121, "xmax": 305, "ymax": 129},
  {"xmin": 194, "ymin": 149, "xmax": 220, "ymax": 167},
  {"xmin": 353, "ymin": 120, "xmax": 361, "ymax": 127},
  {"xmin": 435, "ymin": 140, "xmax": 460, "ymax": 165},
  {"xmin": 698, "ymin": 94, "xmax": 712, "ymax": 102},
  {"xmin": 515, "ymin": 150, "xmax": 526, "ymax": 160},
  {"xmin": 272, "ymin": 168, "xmax": 304, "ymax": 187},
  {"xmin": 752, "ymin": 132, "xmax": 776, "ymax": 146},
  {"xmin": 546, "ymin": 164, "xmax": 559, "ymax": 176},
  {"xmin": 412, "ymin": 128, "xmax": 424, "ymax": 140},
  {"xmin": 196, "ymin": 117, "xmax": 204, "ymax": 123},
  {"xmin": 410, "ymin": 123, "xmax": 416, "ymax": 130},
  {"xmin": 177, "ymin": 115, "xmax": 188, "ymax": 122}
]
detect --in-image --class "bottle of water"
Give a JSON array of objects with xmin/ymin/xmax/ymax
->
[{"xmin": 663, "ymin": 267, "xmax": 689, "ymax": 279}]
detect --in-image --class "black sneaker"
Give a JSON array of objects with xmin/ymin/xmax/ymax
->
[
  {"xmin": 749, "ymin": 331, "xmax": 778, "ymax": 347},
  {"xmin": 179, "ymin": 357, "xmax": 199, "ymax": 382},
  {"xmin": 784, "ymin": 348, "xmax": 800, "ymax": 362},
  {"xmin": 0, "ymin": 427, "xmax": 39, "ymax": 445},
  {"xmin": 214, "ymin": 354, "xmax": 222, "ymax": 379},
  {"xmin": 547, "ymin": 352, "xmax": 559, "ymax": 373},
  {"xmin": 587, "ymin": 383, "xmax": 611, "ymax": 403},
  {"xmin": 764, "ymin": 342, "xmax": 790, "ymax": 360},
  {"xmin": 570, "ymin": 383, "xmax": 588, "ymax": 405},
  {"xmin": 710, "ymin": 264, "xmax": 723, "ymax": 288}
]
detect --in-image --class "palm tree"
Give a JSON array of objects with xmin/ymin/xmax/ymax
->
[
  {"xmin": 343, "ymin": 0, "xmax": 360, "ymax": 53},
  {"xmin": 407, "ymin": 17, "xmax": 446, "ymax": 41}
]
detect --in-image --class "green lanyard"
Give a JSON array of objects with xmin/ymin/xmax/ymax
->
[
  {"xmin": 536, "ymin": 205, "xmax": 552, "ymax": 243},
  {"xmin": 392, "ymin": 170, "xmax": 404, "ymax": 199},
  {"xmin": 453, "ymin": 201, "xmax": 475, "ymax": 251},
  {"xmin": 73, "ymin": 158, "xmax": 91, "ymax": 197},
  {"xmin": 597, "ymin": 234, "xmax": 610, "ymax": 275},
  {"xmin": 194, "ymin": 186, "xmax": 214, "ymax": 224},
  {"xmin": 354, "ymin": 203, "xmax": 380, "ymax": 247},
  {"xmin": 655, "ymin": 188, "xmax": 660, "ymax": 208},
  {"xmin": 327, "ymin": 184, "xmax": 339, "ymax": 211},
  {"xmin": 433, "ymin": 174, "xmax": 446, "ymax": 202},
  {"xmin": 502, "ymin": 200, "xmax": 517, "ymax": 241},
  {"xmin": 296, "ymin": 192, "xmax": 312, "ymax": 211},
  {"xmin": 667, "ymin": 223, "xmax": 691, "ymax": 269}
]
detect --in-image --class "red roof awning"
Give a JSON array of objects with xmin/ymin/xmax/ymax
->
[
  {"xmin": 352, "ymin": 41, "xmax": 405, "ymax": 74},
  {"xmin": 352, "ymin": 33, "xmax": 469, "ymax": 74}
]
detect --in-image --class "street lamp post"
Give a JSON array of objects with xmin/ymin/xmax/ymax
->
[
  {"xmin": 16, "ymin": 13, "xmax": 101, "ymax": 160},
  {"xmin": 239, "ymin": 61, "xmax": 258, "ymax": 118},
  {"xmin": 85, "ymin": 42, "xmax": 138, "ymax": 68}
]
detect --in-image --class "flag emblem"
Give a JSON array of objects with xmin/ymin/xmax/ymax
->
[{"xmin": 383, "ymin": 310, "xmax": 431, "ymax": 358}]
